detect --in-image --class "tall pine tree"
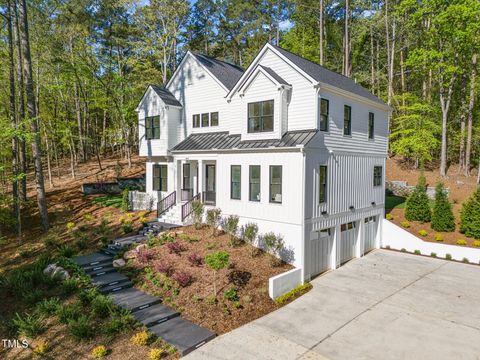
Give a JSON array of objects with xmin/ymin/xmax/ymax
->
[
  {"xmin": 460, "ymin": 187, "xmax": 480, "ymax": 239},
  {"xmin": 431, "ymin": 183, "xmax": 455, "ymax": 232},
  {"xmin": 405, "ymin": 171, "xmax": 431, "ymax": 223}
]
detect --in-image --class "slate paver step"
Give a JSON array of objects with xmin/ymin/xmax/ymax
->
[
  {"xmin": 73, "ymin": 252, "xmax": 113, "ymax": 267},
  {"xmin": 113, "ymin": 235, "xmax": 146, "ymax": 246},
  {"xmin": 83, "ymin": 262, "xmax": 114, "ymax": 272},
  {"xmin": 149, "ymin": 317, "xmax": 215, "ymax": 356},
  {"xmin": 91, "ymin": 272, "xmax": 130, "ymax": 288},
  {"xmin": 107, "ymin": 288, "xmax": 161, "ymax": 312},
  {"xmin": 86, "ymin": 265, "xmax": 116, "ymax": 277},
  {"xmin": 133, "ymin": 303, "xmax": 179, "ymax": 327},
  {"xmin": 99, "ymin": 281, "xmax": 133, "ymax": 294},
  {"xmin": 101, "ymin": 248, "xmax": 120, "ymax": 256}
]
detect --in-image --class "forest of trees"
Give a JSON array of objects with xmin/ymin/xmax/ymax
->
[{"xmin": 0, "ymin": 0, "xmax": 479, "ymax": 234}]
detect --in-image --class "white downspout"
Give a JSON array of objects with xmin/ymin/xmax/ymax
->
[{"xmin": 300, "ymin": 147, "xmax": 306, "ymax": 282}]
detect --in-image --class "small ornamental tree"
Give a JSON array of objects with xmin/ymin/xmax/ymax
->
[
  {"xmin": 204, "ymin": 251, "xmax": 230, "ymax": 296},
  {"xmin": 460, "ymin": 187, "xmax": 480, "ymax": 239},
  {"xmin": 223, "ymin": 215, "xmax": 240, "ymax": 246},
  {"xmin": 206, "ymin": 208, "xmax": 222, "ymax": 236},
  {"xmin": 243, "ymin": 223, "xmax": 259, "ymax": 257},
  {"xmin": 263, "ymin": 232, "xmax": 285, "ymax": 267},
  {"xmin": 405, "ymin": 172, "xmax": 431, "ymax": 223},
  {"xmin": 191, "ymin": 200, "xmax": 204, "ymax": 229},
  {"xmin": 431, "ymin": 183, "xmax": 455, "ymax": 232}
]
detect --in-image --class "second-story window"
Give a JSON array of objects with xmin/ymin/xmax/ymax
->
[
  {"xmin": 320, "ymin": 98, "xmax": 329, "ymax": 131},
  {"xmin": 343, "ymin": 105, "xmax": 351, "ymax": 136},
  {"xmin": 319, "ymin": 165, "xmax": 327, "ymax": 203},
  {"xmin": 145, "ymin": 116, "xmax": 160, "ymax": 140},
  {"xmin": 368, "ymin": 112, "xmax": 375, "ymax": 139},
  {"xmin": 373, "ymin": 166, "xmax": 382, "ymax": 186},
  {"xmin": 193, "ymin": 114, "xmax": 200, "ymax": 128},
  {"xmin": 211, "ymin": 112, "xmax": 219, "ymax": 126},
  {"xmin": 248, "ymin": 100, "xmax": 274, "ymax": 133},
  {"xmin": 201, "ymin": 113, "xmax": 209, "ymax": 127},
  {"xmin": 153, "ymin": 164, "xmax": 167, "ymax": 192}
]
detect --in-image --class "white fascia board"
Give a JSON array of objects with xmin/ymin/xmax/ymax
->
[
  {"xmin": 239, "ymin": 66, "xmax": 291, "ymax": 96},
  {"xmin": 170, "ymin": 146, "xmax": 304, "ymax": 155}
]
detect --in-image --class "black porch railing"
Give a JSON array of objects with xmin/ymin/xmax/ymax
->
[
  {"xmin": 202, "ymin": 191, "xmax": 216, "ymax": 205},
  {"xmin": 157, "ymin": 191, "xmax": 176, "ymax": 218},
  {"xmin": 181, "ymin": 193, "xmax": 201, "ymax": 222},
  {"xmin": 181, "ymin": 188, "xmax": 193, "ymax": 202}
]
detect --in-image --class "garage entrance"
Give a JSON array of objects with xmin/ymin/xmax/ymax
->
[
  {"xmin": 363, "ymin": 216, "xmax": 378, "ymax": 254},
  {"xmin": 309, "ymin": 228, "xmax": 333, "ymax": 277},
  {"xmin": 338, "ymin": 221, "xmax": 357, "ymax": 266}
]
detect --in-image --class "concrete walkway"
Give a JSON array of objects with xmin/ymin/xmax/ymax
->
[{"xmin": 185, "ymin": 250, "xmax": 480, "ymax": 360}]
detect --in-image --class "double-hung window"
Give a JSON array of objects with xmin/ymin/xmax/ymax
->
[
  {"xmin": 145, "ymin": 116, "xmax": 160, "ymax": 140},
  {"xmin": 368, "ymin": 112, "xmax": 375, "ymax": 139},
  {"xmin": 201, "ymin": 113, "xmax": 209, "ymax": 127},
  {"xmin": 319, "ymin": 165, "xmax": 327, "ymax": 203},
  {"xmin": 343, "ymin": 105, "xmax": 351, "ymax": 136},
  {"xmin": 269, "ymin": 166, "xmax": 282, "ymax": 203},
  {"xmin": 153, "ymin": 164, "xmax": 167, "ymax": 191},
  {"xmin": 183, "ymin": 163, "xmax": 191, "ymax": 190},
  {"xmin": 249, "ymin": 165, "xmax": 261, "ymax": 201},
  {"xmin": 192, "ymin": 114, "xmax": 200, "ymax": 128},
  {"xmin": 248, "ymin": 100, "xmax": 274, "ymax": 133},
  {"xmin": 320, "ymin": 99, "xmax": 329, "ymax": 131},
  {"xmin": 230, "ymin": 165, "xmax": 241, "ymax": 200},
  {"xmin": 373, "ymin": 166, "xmax": 382, "ymax": 187},
  {"xmin": 210, "ymin": 112, "xmax": 219, "ymax": 126}
]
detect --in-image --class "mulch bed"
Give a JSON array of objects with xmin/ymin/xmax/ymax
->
[{"xmin": 122, "ymin": 225, "xmax": 293, "ymax": 335}]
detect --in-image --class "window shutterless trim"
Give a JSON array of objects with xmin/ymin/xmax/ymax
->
[
  {"xmin": 201, "ymin": 113, "xmax": 209, "ymax": 127},
  {"xmin": 373, "ymin": 166, "xmax": 382, "ymax": 187},
  {"xmin": 320, "ymin": 98, "xmax": 329, "ymax": 132},
  {"xmin": 230, "ymin": 165, "xmax": 241, "ymax": 200},
  {"xmin": 247, "ymin": 100, "xmax": 274, "ymax": 133},
  {"xmin": 269, "ymin": 165, "xmax": 282, "ymax": 203},
  {"xmin": 192, "ymin": 114, "xmax": 200, "ymax": 128},
  {"xmin": 319, "ymin": 165, "xmax": 327, "ymax": 203},
  {"xmin": 210, "ymin": 112, "xmax": 219, "ymax": 126},
  {"xmin": 368, "ymin": 112, "xmax": 375, "ymax": 139},
  {"xmin": 343, "ymin": 105, "xmax": 351, "ymax": 136},
  {"xmin": 249, "ymin": 165, "xmax": 261, "ymax": 202}
]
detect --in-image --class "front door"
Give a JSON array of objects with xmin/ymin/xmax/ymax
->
[{"xmin": 205, "ymin": 164, "xmax": 216, "ymax": 204}]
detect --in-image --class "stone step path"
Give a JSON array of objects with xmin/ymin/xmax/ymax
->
[{"xmin": 72, "ymin": 221, "xmax": 215, "ymax": 356}]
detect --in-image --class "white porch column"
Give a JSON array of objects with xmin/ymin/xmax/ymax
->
[
  {"xmin": 330, "ymin": 225, "xmax": 340, "ymax": 270},
  {"xmin": 197, "ymin": 160, "xmax": 204, "ymax": 199},
  {"xmin": 356, "ymin": 218, "xmax": 364, "ymax": 258},
  {"xmin": 176, "ymin": 159, "xmax": 182, "ymax": 203}
]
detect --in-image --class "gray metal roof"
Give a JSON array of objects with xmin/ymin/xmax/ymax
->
[
  {"xmin": 259, "ymin": 65, "xmax": 290, "ymax": 86},
  {"xmin": 193, "ymin": 53, "xmax": 245, "ymax": 90},
  {"xmin": 272, "ymin": 45, "xmax": 386, "ymax": 106},
  {"xmin": 150, "ymin": 85, "xmax": 182, "ymax": 107},
  {"xmin": 171, "ymin": 130, "xmax": 317, "ymax": 152}
]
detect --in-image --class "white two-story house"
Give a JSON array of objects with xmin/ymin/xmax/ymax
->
[{"xmin": 135, "ymin": 43, "xmax": 390, "ymax": 281}]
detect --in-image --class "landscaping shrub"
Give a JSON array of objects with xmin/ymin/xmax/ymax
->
[
  {"xmin": 131, "ymin": 330, "xmax": 151, "ymax": 346},
  {"xmin": 33, "ymin": 341, "xmax": 50, "ymax": 356},
  {"xmin": 148, "ymin": 348, "xmax": 164, "ymax": 360},
  {"xmin": 166, "ymin": 241, "xmax": 186, "ymax": 255},
  {"xmin": 120, "ymin": 213, "xmax": 134, "ymax": 234},
  {"xmin": 91, "ymin": 345, "xmax": 108, "ymax": 358},
  {"xmin": 275, "ymin": 283, "xmax": 312, "ymax": 305},
  {"xmin": 58, "ymin": 244, "xmax": 75, "ymax": 258},
  {"xmin": 57, "ymin": 302, "xmax": 82, "ymax": 324},
  {"xmin": 405, "ymin": 172, "xmax": 431, "ymax": 223},
  {"xmin": 400, "ymin": 221, "xmax": 410, "ymax": 228},
  {"xmin": 153, "ymin": 261, "xmax": 174, "ymax": 276},
  {"xmin": 446, "ymin": 253, "xmax": 452, "ymax": 260},
  {"xmin": 223, "ymin": 215, "xmax": 240, "ymax": 246},
  {"xmin": 460, "ymin": 187, "xmax": 480, "ymax": 239},
  {"xmin": 206, "ymin": 208, "xmax": 222, "ymax": 236},
  {"xmin": 401, "ymin": 248, "xmax": 406, "ymax": 252},
  {"xmin": 91, "ymin": 294, "xmax": 113, "ymax": 318},
  {"xmin": 75, "ymin": 238, "xmax": 88, "ymax": 250},
  {"xmin": 431, "ymin": 183, "xmax": 455, "ymax": 232},
  {"xmin": 386, "ymin": 213, "xmax": 394, "ymax": 220},
  {"xmin": 227, "ymin": 270, "xmax": 251, "ymax": 288},
  {"xmin": 414, "ymin": 250, "xmax": 421, "ymax": 255},
  {"xmin": 456, "ymin": 239, "xmax": 467, "ymax": 246},
  {"xmin": 68, "ymin": 315, "xmax": 95, "ymax": 340},
  {"xmin": 434, "ymin": 233, "xmax": 444, "ymax": 242},
  {"xmin": 61, "ymin": 278, "xmax": 81, "ymax": 295},
  {"xmin": 191, "ymin": 200, "xmax": 204, "ymax": 229},
  {"xmin": 431, "ymin": 252, "xmax": 437, "ymax": 258},
  {"xmin": 121, "ymin": 187, "xmax": 130, "ymax": 212},
  {"xmin": 43, "ymin": 237, "xmax": 60, "ymax": 249},
  {"xmin": 12, "ymin": 313, "xmax": 45, "ymax": 338},
  {"xmin": 172, "ymin": 271, "xmax": 192, "ymax": 287},
  {"xmin": 243, "ymin": 222, "xmax": 259, "ymax": 256},
  {"xmin": 187, "ymin": 253, "xmax": 203, "ymax": 266},
  {"xmin": 78, "ymin": 288, "xmax": 98, "ymax": 306},
  {"xmin": 35, "ymin": 297, "xmax": 60, "ymax": 316},
  {"xmin": 263, "ymin": 232, "xmax": 285, "ymax": 267},
  {"xmin": 137, "ymin": 248, "xmax": 154, "ymax": 264},
  {"xmin": 418, "ymin": 229, "xmax": 428, "ymax": 237},
  {"xmin": 462, "ymin": 257, "xmax": 469, "ymax": 263},
  {"xmin": 102, "ymin": 310, "xmax": 135, "ymax": 336},
  {"xmin": 223, "ymin": 287, "xmax": 239, "ymax": 302},
  {"xmin": 205, "ymin": 251, "xmax": 230, "ymax": 296},
  {"xmin": 474, "ymin": 240, "xmax": 480, "ymax": 247},
  {"xmin": 23, "ymin": 288, "xmax": 46, "ymax": 306}
]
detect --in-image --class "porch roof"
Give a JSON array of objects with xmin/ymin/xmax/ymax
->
[{"xmin": 170, "ymin": 129, "xmax": 317, "ymax": 152}]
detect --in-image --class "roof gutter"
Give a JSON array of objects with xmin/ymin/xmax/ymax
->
[{"xmin": 170, "ymin": 145, "xmax": 305, "ymax": 155}]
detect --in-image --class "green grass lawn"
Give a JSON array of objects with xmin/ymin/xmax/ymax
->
[
  {"xmin": 385, "ymin": 195, "xmax": 435, "ymax": 210},
  {"xmin": 92, "ymin": 195, "xmax": 123, "ymax": 208}
]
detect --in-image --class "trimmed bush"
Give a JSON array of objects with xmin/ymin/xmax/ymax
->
[
  {"xmin": 460, "ymin": 187, "xmax": 480, "ymax": 239},
  {"xmin": 418, "ymin": 229, "xmax": 428, "ymax": 237},
  {"xmin": 243, "ymin": 223, "xmax": 259, "ymax": 257},
  {"xmin": 430, "ymin": 252, "xmax": 437, "ymax": 258},
  {"xmin": 431, "ymin": 183, "xmax": 455, "ymax": 232},
  {"xmin": 92, "ymin": 345, "xmax": 108, "ymax": 358},
  {"xmin": 446, "ymin": 253, "xmax": 452, "ymax": 260},
  {"xmin": 456, "ymin": 239, "xmax": 467, "ymax": 246},
  {"xmin": 400, "ymin": 221, "xmax": 410, "ymax": 228},
  {"xmin": 386, "ymin": 213, "xmax": 394, "ymax": 220},
  {"xmin": 401, "ymin": 248, "xmax": 406, "ymax": 252},
  {"xmin": 33, "ymin": 341, "xmax": 50, "ymax": 356},
  {"xmin": 473, "ymin": 240, "xmax": 480, "ymax": 247},
  {"xmin": 263, "ymin": 232, "xmax": 285, "ymax": 267},
  {"xmin": 275, "ymin": 283, "xmax": 312, "ymax": 305},
  {"xmin": 191, "ymin": 200, "xmax": 204, "ymax": 229},
  {"xmin": 414, "ymin": 250, "xmax": 421, "ymax": 255},
  {"xmin": 223, "ymin": 215, "xmax": 240, "ymax": 246},
  {"xmin": 131, "ymin": 330, "xmax": 151, "ymax": 346},
  {"xmin": 434, "ymin": 233, "xmax": 444, "ymax": 242},
  {"xmin": 149, "ymin": 348, "xmax": 164, "ymax": 360},
  {"xmin": 206, "ymin": 208, "xmax": 222, "ymax": 236},
  {"xmin": 405, "ymin": 172, "xmax": 431, "ymax": 223},
  {"xmin": 92, "ymin": 294, "xmax": 113, "ymax": 318},
  {"xmin": 463, "ymin": 257, "xmax": 469, "ymax": 263}
]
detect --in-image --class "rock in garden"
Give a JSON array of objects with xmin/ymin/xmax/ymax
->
[
  {"xmin": 52, "ymin": 266, "xmax": 70, "ymax": 280},
  {"xmin": 136, "ymin": 244, "xmax": 147, "ymax": 252},
  {"xmin": 113, "ymin": 259, "xmax": 126, "ymax": 268},
  {"xmin": 43, "ymin": 263, "xmax": 57, "ymax": 276},
  {"xmin": 123, "ymin": 250, "xmax": 136, "ymax": 260},
  {"xmin": 167, "ymin": 231, "xmax": 176, "ymax": 238}
]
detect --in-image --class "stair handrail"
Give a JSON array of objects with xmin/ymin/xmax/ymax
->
[
  {"xmin": 157, "ymin": 191, "xmax": 177, "ymax": 218},
  {"xmin": 181, "ymin": 193, "xmax": 201, "ymax": 222}
]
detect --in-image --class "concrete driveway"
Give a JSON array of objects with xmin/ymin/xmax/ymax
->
[{"xmin": 186, "ymin": 250, "xmax": 480, "ymax": 360}]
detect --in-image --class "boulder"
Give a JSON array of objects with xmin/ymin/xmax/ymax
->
[
  {"xmin": 51, "ymin": 266, "xmax": 70, "ymax": 281},
  {"xmin": 113, "ymin": 259, "xmax": 126, "ymax": 268},
  {"xmin": 135, "ymin": 244, "xmax": 147, "ymax": 253},
  {"xmin": 123, "ymin": 250, "xmax": 136, "ymax": 260},
  {"xmin": 43, "ymin": 263, "xmax": 57, "ymax": 276}
]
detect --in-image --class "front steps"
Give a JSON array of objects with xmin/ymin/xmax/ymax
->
[
  {"xmin": 157, "ymin": 202, "xmax": 184, "ymax": 225},
  {"xmin": 71, "ymin": 221, "xmax": 214, "ymax": 356}
]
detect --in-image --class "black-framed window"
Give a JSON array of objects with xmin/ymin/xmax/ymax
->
[
  {"xmin": 193, "ymin": 114, "xmax": 200, "ymax": 128},
  {"xmin": 319, "ymin": 165, "xmax": 327, "ymax": 203},
  {"xmin": 201, "ymin": 113, "xmax": 209, "ymax": 127},
  {"xmin": 153, "ymin": 164, "xmax": 167, "ymax": 192},
  {"xmin": 183, "ymin": 163, "xmax": 191, "ymax": 189},
  {"xmin": 248, "ymin": 100, "xmax": 274, "ymax": 133},
  {"xmin": 230, "ymin": 165, "xmax": 241, "ymax": 200},
  {"xmin": 249, "ymin": 165, "xmax": 261, "ymax": 201},
  {"xmin": 373, "ymin": 166, "xmax": 382, "ymax": 187},
  {"xmin": 341, "ymin": 222, "xmax": 355, "ymax": 231},
  {"xmin": 145, "ymin": 116, "xmax": 160, "ymax": 140},
  {"xmin": 210, "ymin": 112, "xmax": 219, "ymax": 126},
  {"xmin": 320, "ymin": 98, "xmax": 329, "ymax": 132},
  {"xmin": 269, "ymin": 166, "xmax": 282, "ymax": 203},
  {"xmin": 343, "ymin": 105, "xmax": 351, "ymax": 136},
  {"xmin": 368, "ymin": 112, "xmax": 375, "ymax": 139}
]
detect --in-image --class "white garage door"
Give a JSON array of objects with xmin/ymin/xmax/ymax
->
[
  {"xmin": 310, "ymin": 229, "xmax": 333, "ymax": 277},
  {"xmin": 338, "ymin": 222, "xmax": 357, "ymax": 266},
  {"xmin": 363, "ymin": 216, "xmax": 378, "ymax": 253}
]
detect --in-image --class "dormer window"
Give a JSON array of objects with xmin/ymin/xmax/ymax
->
[
  {"xmin": 248, "ymin": 100, "xmax": 274, "ymax": 133},
  {"xmin": 145, "ymin": 116, "xmax": 160, "ymax": 140}
]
